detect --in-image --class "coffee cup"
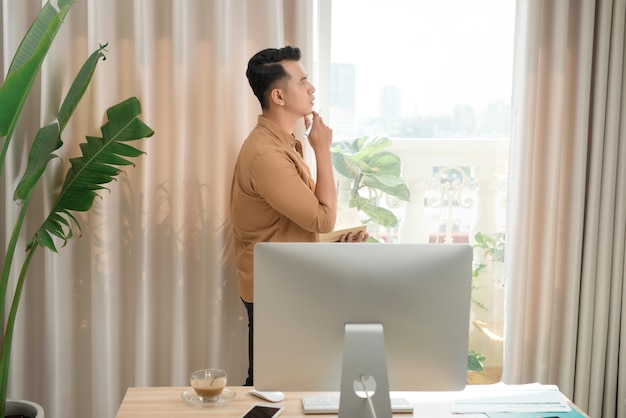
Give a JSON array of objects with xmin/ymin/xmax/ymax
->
[{"xmin": 190, "ymin": 368, "xmax": 227, "ymax": 399}]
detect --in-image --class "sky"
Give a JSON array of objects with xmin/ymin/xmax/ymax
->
[{"xmin": 331, "ymin": 0, "xmax": 516, "ymax": 118}]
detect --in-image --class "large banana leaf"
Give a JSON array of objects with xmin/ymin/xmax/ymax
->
[
  {"xmin": 29, "ymin": 97, "xmax": 154, "ymax": 252},
  {"xmin": 3, "ymin": 42, "xmax": 108, "ymax": 311},
  {"xmin": 58, "ymin": 44, "xmax": 107, "ymax": 131},
  {"xmin": 0, "ymin": 0, "xmax": 74, "ymax": 406},
  {"xmin": 0, "ymin": 0, "xmax": 74, "ymax": 170},
  {"xmin": 13, "ymin": 123, "xmax": 62, "ymax": 203},
  {"xmin": 14, "ymin": 45, "xmax": 106, "ymax": 203}
]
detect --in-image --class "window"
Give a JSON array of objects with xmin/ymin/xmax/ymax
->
[
  {"xmin": 327, "ymin": 0, "xmax": 515, "ymax": 382},
  {"xmin": 329, "ymin": 0, "xmax": 515, "ymax": 139}
]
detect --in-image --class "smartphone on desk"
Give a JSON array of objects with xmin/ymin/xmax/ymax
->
[{"xmin": 240, "ymin": 403, "xmax": 284, "ymax": 418}]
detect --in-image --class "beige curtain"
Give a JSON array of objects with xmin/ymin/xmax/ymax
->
[
  {"xmin": 1, "ymin": 1, "xmax": 316, "ymax": 417},
  {"xmin": 504, "ymin": 1, "xmax": 626, "ymax": 417}
]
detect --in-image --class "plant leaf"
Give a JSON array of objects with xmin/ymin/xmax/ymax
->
[
  {"xmin": 359, "ymin": 204, "xmax": 398, "ymax": 227},
  {"xmin": 468, "ymin": 350, "xmax": 486, "ymax": 372},
  {"xmin": 0, "ymin": 0, "xmax": 74, "ymax": 169},
  {"xmin": 58, "ymin": 44, "xmax": 107, "ymax": 131},
  {"xmin": 363, "ymin": 175, "xmax": 411, "ymax": 201},
  {"xmin": 331, "ymin": 138, "xmax": 360, "ymax": 154},
  {"xmin": 357, "ymin": 135, "xmax": 393, "ymax": 158},
  {"xmin": 29, "ymin": 97, "xmax": 154, "ymax": 251},
  {"xmin": 13, "ymin": 123, "xmax": 63, "ymax": 202},
  {"xmin": 331, "ymin": 152, "xmax": 360, "ymax": 179},
  {"xmin": 14, "ymin": 43, "xmax": 108, "ymax": 203},
  {"xmin": 331, "ymin": 137, "xmax": 399, "ymax": 179},
  {"xmin": 361, "ymin": 151, "xmax": 402, "ymax": 176}
]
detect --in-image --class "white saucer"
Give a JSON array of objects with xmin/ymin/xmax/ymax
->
[{"xmin": 181, "ymin": 388, "xmax": 236, "ymax": 407}]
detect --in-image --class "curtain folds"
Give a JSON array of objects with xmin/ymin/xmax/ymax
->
[
  {"xmin": 1, "ymin": 1, "xmax": 315, "ymax": 417},
  {"xmin": 505, "ymin": 1, "xmax": 626, "ymax": 417}
]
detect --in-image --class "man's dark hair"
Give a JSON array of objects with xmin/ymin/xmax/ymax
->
[{"xmin": 246, "ymin": 46, "xmax": 301, "ymax": 109}]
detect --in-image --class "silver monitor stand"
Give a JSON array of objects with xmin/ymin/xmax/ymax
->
[{"xmin": 339, "ymin": 324, "xmax": 392, "ymax": 418}]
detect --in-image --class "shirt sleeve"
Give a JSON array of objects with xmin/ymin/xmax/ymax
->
[{"xmin": 250, "ymin": 147, "xmax": 334, "ymax": 234}]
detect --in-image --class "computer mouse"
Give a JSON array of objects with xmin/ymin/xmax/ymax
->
[{"xmin": 249, "ymin": 389, "xmax": 285, "ymax": 403}]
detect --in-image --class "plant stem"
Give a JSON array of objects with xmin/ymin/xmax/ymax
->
[
  {"xmin": 0, "ymin": 191, "xmax": 33, "ymax": 320},
  {"xmin": 0, "ymin": 243, "xmax": 38, "ymax": 416},
  {"xmin": 0, "ymin": 126, "xmax": 16, "ymax": 175},
  {"xmin": 0, "ymin": 187, "xmax": 33, "ymax": 417},
  {"xmin": 351, "ymin": 173, "xmax": 363, "ymax": 199}
]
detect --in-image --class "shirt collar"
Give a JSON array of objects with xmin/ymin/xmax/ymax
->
[
  {"xmin": 257, "ymin": 115, "xmax": 294, "ymax": 144},
  {"xmin": 257, "ymin": 115, "xmax": 303, "ymax": 156}
]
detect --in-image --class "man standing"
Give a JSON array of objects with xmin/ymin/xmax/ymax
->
[{"xmin": 230, "ymin": 46, "xmax": 367, "ymax": 386}]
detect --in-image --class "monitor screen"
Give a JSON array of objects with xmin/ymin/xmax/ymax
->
[{"xmin": 253, "ymin": 242, "xmax": 473, "ymax": 396}]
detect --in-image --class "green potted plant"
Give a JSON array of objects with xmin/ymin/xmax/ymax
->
[
  {"xmin": 0, "ymin": 1, "xmax": 154, "ymax": 416},
  {"xmin": 473, "ymin": 231, "xmax": 506, "ymax": 285},
  {"xmin": 468, "ymin": 231, "xmax": 507, "ymax": 377},
  {"xmin": 473, "ymin": 231, "xmax": 506, "ymax": 263},
  {"xmin": 331, "ymin": 135, "xmax": 410, "ymax": 241},
  {"xmin": 467, "ymin": 350, "xmax": 486, "ymax": 372}
]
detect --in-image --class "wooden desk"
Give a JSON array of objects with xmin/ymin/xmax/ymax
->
[
  {"xmin": 116, "ymin": 386, "xmax": 332, "ymax": 417},
  {"xmin": 116, "ymin": 386, "xmax": 590, "ymax": 418}
]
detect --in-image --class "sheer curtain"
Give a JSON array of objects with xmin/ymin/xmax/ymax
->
[
  {"xmin": 504, "ymin": 1, "xmax": 626, "ymax": 417},
  {"xmin": 1, "ymin": 1, "xmax": 316, "ymax": 417}
]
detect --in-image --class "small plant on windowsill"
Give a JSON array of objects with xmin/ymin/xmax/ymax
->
[
  {"xmin": 474, "ymin": 231, "xmax": 506, "ymax": 263},
  {"xmin": 467, "ymin": 232, "xmax": 507, "ymax": 374},
  {"xmin": 473, "ymin": 231, "xmax": 506, "ymax": 286},
  {"xmin": 466, "ymin": 263, "xmax": 488, "ymax": 372},
  {"xmin": 467, "ymin": 350, "xmax": 486, "ymax": 372}
]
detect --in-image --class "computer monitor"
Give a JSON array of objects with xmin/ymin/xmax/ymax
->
[{"xmin": 253, "ymin": 242, "xmax": 472, "ymax": 415}]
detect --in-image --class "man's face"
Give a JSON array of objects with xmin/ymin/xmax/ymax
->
[{"xmin": 278, "ymin": 60, "xmax": 315, "ymax": 117}]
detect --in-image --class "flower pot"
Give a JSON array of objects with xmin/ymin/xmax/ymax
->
[{"xmin": 6, "ymin": 400, "xmax": 44, "ymax": 418}]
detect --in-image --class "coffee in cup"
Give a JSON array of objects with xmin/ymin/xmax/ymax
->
[{"xmin": 190, "ymin": 368, "xmax": 227, "ymax": 399}]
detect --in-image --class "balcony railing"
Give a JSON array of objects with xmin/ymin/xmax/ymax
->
[{"xmin": 357, "ymin": 137, "xmax": 510, "ymax": 246}]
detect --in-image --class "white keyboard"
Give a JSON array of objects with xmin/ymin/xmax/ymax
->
[{"xmin": 301, "ymin": 395, "xmax": 414, "ymax": 414}]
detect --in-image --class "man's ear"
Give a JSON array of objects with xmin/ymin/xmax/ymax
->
[{"xmin": 270, "ymin": 88, "xmax": 285, "ymax": 106}]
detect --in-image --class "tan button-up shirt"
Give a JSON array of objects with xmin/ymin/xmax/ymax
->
[{"xmin": 230, "ymin": 116, "xmax": 335, "ymax": 302}]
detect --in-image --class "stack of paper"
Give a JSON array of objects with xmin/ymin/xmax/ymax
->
[
  {"xmin": 450, "ymin": 383, "xmax": 580, "ymax": 416},
  {"xmin": 486, "ymin": 412, "xmax": 586, "ymax": 418}
]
